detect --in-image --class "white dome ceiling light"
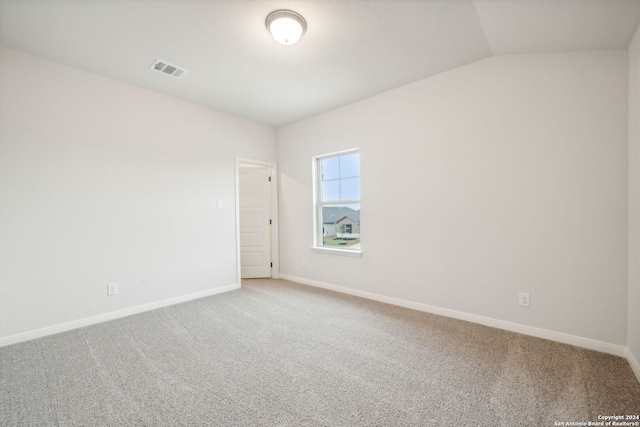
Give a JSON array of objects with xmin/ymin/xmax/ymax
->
[{"xmin": 265, "ymin": 10, "xmax": 307, "ymax": 45}]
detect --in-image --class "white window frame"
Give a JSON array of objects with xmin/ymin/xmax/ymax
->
[{"xmin": 312, "ymin": 149, "xmax": 362, "ymax": 257}]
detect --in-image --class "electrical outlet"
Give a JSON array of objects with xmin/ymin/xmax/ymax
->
[
  {"xmin": 519, "ymin": 292, "xmax": 530, "ymax": 307},
  {"xmin": 107, "ymin": 283, "xmax": 118, "ymax": 296}
]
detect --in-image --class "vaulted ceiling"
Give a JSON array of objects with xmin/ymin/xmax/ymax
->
[{"xmin": 1, "ymin": 0, "xmax": 638, "ymax": 127}]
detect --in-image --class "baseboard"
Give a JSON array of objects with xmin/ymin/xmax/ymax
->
[
  {"xmin": 626, "ymin": 348, "xmax": 640, "ymax": 383},
  {"xmin": 279, "ymin": 274, "xmax": 627, "ymax": 358},
  {"xmin": 0, "ymin": 283, "xmax": 240, "ymax": 348}
]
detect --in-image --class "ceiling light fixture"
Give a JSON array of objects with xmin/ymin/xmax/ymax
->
[{"xmin": 265, "ymin": 10, "xmax": 307, "ymax": 45}]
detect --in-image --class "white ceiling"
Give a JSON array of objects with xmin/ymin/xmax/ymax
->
[{"xmin": 0, "ymin": 0, "xmax": 638, "ymax": 127}]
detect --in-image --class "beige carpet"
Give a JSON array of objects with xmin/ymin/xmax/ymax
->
[{"xmin": 1, "ymin": 278, "xmax": 639, "ymax": 426}]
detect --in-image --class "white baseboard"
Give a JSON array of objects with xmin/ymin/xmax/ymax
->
[
  {"xmin": 279, "ymin": 274, "xmax": 628, "ymax": 358},
  {"xmin": 626, "ymin": 348, "xmax": 640, "ymax": 383},
  {"xmin": 0, "ymin": 283, "xmax": 240, "ymax": 348}
]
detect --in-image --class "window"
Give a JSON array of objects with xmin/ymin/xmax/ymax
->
[{"xmin": 313, "ymin": 149, "xmax": 361, "ymax": 255}]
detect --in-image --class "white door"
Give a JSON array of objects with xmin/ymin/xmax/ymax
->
[{"xmin": 239, "ymin": 165, "xmax": 272, "ymax": 278}]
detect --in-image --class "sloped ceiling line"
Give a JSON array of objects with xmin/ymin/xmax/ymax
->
[{"xmin": 0, "ymin": 0, "xmax": 638, "ymax": 126}]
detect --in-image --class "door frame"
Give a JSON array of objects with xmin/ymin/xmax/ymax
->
[{"xmin": 235, "ymin": 157, "xmax": 279, "ymax": 284}]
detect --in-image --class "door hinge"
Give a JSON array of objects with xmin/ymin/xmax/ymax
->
[
  {"xmin": 269, "ymin": 219, "xmax": 272, "ymax": 224},
  {"xmin": 268, "ymin": 176, "xmax": 271, "ymax": 182},
  {"xmin": 270, "ymin": 262, "xmax": 273, "ymax": 268}
]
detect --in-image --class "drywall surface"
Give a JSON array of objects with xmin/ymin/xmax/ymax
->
[
  {"xmin": 277, "ymin": 51, "xmax": 628, "ymax": 345},
  {"xmin": 629, "ymin": 27, "xmax": 640, "ymax": 370},
  {"xmin": 0, "ymin": 46, "xmax": 276, "ymax": 340}
]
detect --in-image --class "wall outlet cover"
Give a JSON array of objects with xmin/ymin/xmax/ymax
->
[{"xmin": 107, "ymin": 283, "xmax": 118, "ymax": 296}]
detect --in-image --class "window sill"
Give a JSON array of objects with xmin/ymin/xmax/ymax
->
[{"xmin": 311, "ymin": 246, "xmax": 363, "ymax": 257}]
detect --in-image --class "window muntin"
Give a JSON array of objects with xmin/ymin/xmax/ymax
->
[{"xmin": 314, "ymin": 150, "xmax": 360, "ymax": 252}]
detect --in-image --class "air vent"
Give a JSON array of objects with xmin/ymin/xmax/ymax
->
[{"xmin": 150, "ymin": 59, "xmax": 188, "ymax": 79}]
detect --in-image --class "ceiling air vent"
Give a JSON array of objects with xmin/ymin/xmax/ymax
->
[{"xmin": 150, "ymin": 59, "xmax": 188, "ymax": 79}]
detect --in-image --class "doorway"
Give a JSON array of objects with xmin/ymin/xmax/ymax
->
[{"xmin": 236, "ymin": 159, "xmax": 278, "ymax": 282}]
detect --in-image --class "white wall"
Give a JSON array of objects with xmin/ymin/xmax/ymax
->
[
  {"xmin": 629, "ymin": 27, "xmax": 640, "ymax": 371},
  {"xmin": 0, "ymin": 46, "xmax": 276, "ymax": 340},
  {"xmin": 277, "ymin": 51, "xmax": 628, "ymax": 346}
]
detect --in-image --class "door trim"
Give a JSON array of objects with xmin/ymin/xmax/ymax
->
[{"xmin": 235, "ymin": 157, "xmax": 279, "ymax": 284}]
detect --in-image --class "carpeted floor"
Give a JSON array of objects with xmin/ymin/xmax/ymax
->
[{"xmin": 1, "ymin": 278, "xmax": 639, "ymax": 426}]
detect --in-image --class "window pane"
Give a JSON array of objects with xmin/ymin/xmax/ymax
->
[
  {"xmin": 321, "ymin": 180, "xmax": 340, "ymax": 202},
  {"xmin": 321, "ymin": 157, "xmax": 339, "ymax": 180},
  {"xmin": 340, "ymin": 177, "xmax": 360, "ymax": 200},
  {"xmin": 320, "ymin": 204, "xmax": 360, "ymax": 250},
  {"xmin": 340, "ymin": 153, "xmax": 359, "ymax": 178}
]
